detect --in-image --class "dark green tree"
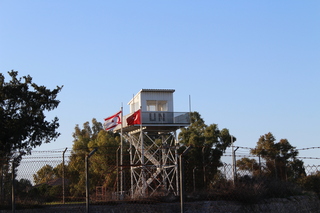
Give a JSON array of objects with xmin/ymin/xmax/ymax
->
[
  {"xmin": 68, "ymin": 119, "xmax": 122, "ymax": 197},
  {"xmin": 0, "ymin": 70, "xmax": 62, "ymax": 156},
  {"xmin": 298, "ymin": 171, "xmax": 320, "ymax": 195},
  {"xmin": 178, "ymin": 111, "xmax": 235, "ymax": 191},
  {"xmin": 250, "ymin": 132, "xmax": 305, "ymax": 180},
  {"xmin": 68, "ymin": 121, "xmax": 95, "ymax": 197},
  {"xmin": 16, "ymin": 178, "xmax": 33, "ymax": 199},
  {"xmin": 32, "ymin": 163, "xmax": 70, "ymax": 202},
  {"xmin": 0, "ymin": 70, "xmax": 62, "ymax": 203},
  {"xmin": 52, "ymin": 162, "xmax": 68, "ymax": 179},
  {"xmin": 236, "ymin": 157, "xmax": 260, "ymax": 176},
  {"xmin": 33, "ymin": 164, "xmax": 56, "ymax": 185}
]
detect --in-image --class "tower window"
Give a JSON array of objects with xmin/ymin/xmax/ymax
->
[{"xmin": 147, "ymin": 100, "xmax": 168, "ymax": 111}]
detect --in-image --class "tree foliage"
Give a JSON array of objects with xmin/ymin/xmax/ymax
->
[
  {"xmin": 0, "ymin": 70, "xmax": 62, "ymax": 157},
  {"xmin": 68, "ymin": 119, "xmax": 121, "ymax": 197},
  {"xmin": 0, "ymin": 70, "xmax": 62, "ymax": 203},
  {"xmin": 237, "ymin": 132, "xmax": 305, "ymax": 180},
  {"xmin": 33, "ymin": 164, "xmax": 56, "ymax": 185},
  {"xmin": 179, "ymin": 111, "xmax": 235, "ymax": 190},
  {"xmin": 298, "ymin": 171, "xmax": 320, "ymax": 195},
  {"xmin": 251, "ymin": 133, "xmax": 298, "ymax": 162},
  {"xmin": 236, "ymin": 158, "xmax": 259, "ymax": 173},
  {"xmin": 30, "ymin": 162, "xmax": 69, "ymax": 203}
]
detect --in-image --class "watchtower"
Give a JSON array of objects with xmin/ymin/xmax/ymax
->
[{"xmin": 115, "ymin": 89, "xmax": 190, "ymax": 198}]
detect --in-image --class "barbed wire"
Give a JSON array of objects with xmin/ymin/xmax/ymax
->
[
  {"xmin": 297, "ymin": 147, "xmax": 320, "ymax": 150},
  {"xmin": 12, "ymin": 145, "xmax": 320, "ymax": 153},
  {"xmin": 19, "ymin": 160, "xmax": 70, "ymax": 163},
  {"xmin": 30, "ymin": 150, "xmax": 72, "ymax": 153},
  {"xmin": 8, "ymin": 145, "xmax": 320, "ymax": 162},
  {"xmin": 232, "ymin": 146, "xmax": 252, "ymax": 150},
  {"xmin": 22, "ymin": 156, "xmax": 71, "ymax": 159},
  {"xmin": 297, "ymin": 157, "xmax": 320, "ymax": 160}
]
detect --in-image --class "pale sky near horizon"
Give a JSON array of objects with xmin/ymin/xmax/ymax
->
[{"xmin": 1, "ymin": 1, "xmax": 319, "ymax": 164}]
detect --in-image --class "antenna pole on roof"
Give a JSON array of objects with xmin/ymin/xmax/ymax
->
[
  {"xmin": 189, "ymin": 95, "xmax": 192, "ymax": 113},
  {"xmin": 133, "ymin": 94, "xmax": 135, "ymax": 112}
]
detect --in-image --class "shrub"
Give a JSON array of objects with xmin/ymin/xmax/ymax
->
[
  {"xmin": 298, "ymin": 173, "xmax": 320, "ymax": 197},
  {"xmin": 201, "ymin": 176, "xmax": 304, "ymax": 204}
]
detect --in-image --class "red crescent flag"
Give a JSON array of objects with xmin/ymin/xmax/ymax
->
[
  {"xmin": 104, "ymin": 111, "xmax": 122, "ymax": 131},
  {"xmin": 126, "ymin": 109, "xmax": 141, "ymax": 125}
]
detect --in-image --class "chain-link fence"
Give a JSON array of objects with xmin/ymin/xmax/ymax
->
[{"xmin": 1, "ymin": 146, "xmax": 320, "ymax": 212}]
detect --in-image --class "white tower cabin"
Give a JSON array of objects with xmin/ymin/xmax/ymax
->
[{"xmin": 115, "ymin": 89, "xmax": 190, "ymax": 198}]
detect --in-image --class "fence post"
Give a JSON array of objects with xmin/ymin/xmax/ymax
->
[
  {"xmin": 86, "ymin": 148, "xmax": 98, "ymax": 213},
  {"xmin": 202, "ymin": 146, "xmax": 206, "ymax": 188},
  {"xmin": 232, "ymin": 144, "xmax": 239, "ymax": 185},
  {"xmin": 258, "ymin": 155, "xmax": 261, "ymax": 175},
  {"xmin": 62, "ymin": 147, "xmax": 68, "ymax": 204},
  {"xmin": 11, "ymin": 161, "xmax": 15, "ymax": 213},
  {"xmin": 11, "ymin": 152, "xmax": 24, "ymax": 213},
  {"xmin": 116, "ymin": 146, "xmax": 120, "ymax": 200},
  {"xmin": 179, "ymin": 154, "xmax": 185, "ymax": 213},
  {"xmin": 274, "ymin": 159, "xmax": 278, "ymax": 179},
  {"xmin": 193, "ymin": 167, "xmax": 197, "ymax": 193},
  {"xmin": 180, "ymin": 146, "xmax": 192, "ymax": 213},
  {"xmin": 0, "ymin": 166, "xmax": 3, "ymax": 205}
]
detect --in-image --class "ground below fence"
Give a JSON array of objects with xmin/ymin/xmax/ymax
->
[{"xmin": 1, "ymin": 195, "xmax": 320, "ymax": 213}]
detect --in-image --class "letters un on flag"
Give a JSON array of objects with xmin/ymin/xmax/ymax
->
[{"xmin": 104, "ymin": 111, "xmax": 121, "ymax": 131}]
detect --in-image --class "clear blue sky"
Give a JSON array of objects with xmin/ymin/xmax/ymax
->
[{"xmin": 1, "ymin": 1, "xmax": 319, "ymax": 162}]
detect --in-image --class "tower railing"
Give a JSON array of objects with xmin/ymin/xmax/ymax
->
[{"xmin": 119, "ymin": 112, "xmax": 190, "ymax": 130}]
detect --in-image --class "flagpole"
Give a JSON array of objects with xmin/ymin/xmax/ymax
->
[
  {"xmin": 120, "ymin": 106, "xmax": 123, "ymax": 199},
  {"xmin": 140, "ymin": 106, "xmax": 146, "ymax": 197},
  {"xmin": 132, "ymin": 94, "xmax": 135, "ymax": 112}
]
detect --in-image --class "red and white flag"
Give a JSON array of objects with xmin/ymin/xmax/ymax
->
[
  {"xmin": 126, "ymin": 109, "xmax": 141, "ymax": 126},
  {"xmin": 104, "ymin": 111, "xmax": 122, "ymax": 131}
]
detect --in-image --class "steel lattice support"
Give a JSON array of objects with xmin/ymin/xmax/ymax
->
[{"xmin": 123, "ymin": 129, "xmax": 179, "ymax": 199}]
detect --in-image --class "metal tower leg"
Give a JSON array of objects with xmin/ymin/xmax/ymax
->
[{"xmin": 124, "ymin": 129, "xmax": 179, "ymax": 199}]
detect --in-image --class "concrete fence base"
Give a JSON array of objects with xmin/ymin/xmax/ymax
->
[{"xmin": 2, "ymin": 195, "xmax": 319, "ymax": 213}]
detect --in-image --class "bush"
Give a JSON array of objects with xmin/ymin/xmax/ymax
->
[
  {"xmin": 26, "ymin": 184, "xmax": 63, "ymax": 203},
  {"xmin": 199, "ymin": 176, "xmax": 304, "ymax": 204},
  {"xmin": 298, "ymin": 173, "xmax": 320, "ymax": 197}
]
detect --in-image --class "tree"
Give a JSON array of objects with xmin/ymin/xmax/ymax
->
[
  {"xmin": 32, "ymin": 162, "xmax": 71, "ymax": 202},
  {"xmin": 33, "ymin": 164, "xmax": 56, "ymax": 185},
  {"xmin": 250, "ymin": 132, "xmax": 305, "ymax": 180},
  {"xmin": 0, "ymin": 70, "xmax": 62, "ymax": 203},
  {"xmin": 52, "ymin": 162, "xmax": 68, "ymax": 179},
  {"xmin": 0, "ymin": 71, "xmax": 62, "ymax": 156},
  {"xmin": 68, "ymin": 121, "xmax": 95, "ymax": 197},
  {"xmin": 17, "ymin": 178, "xmax": 32, "ymax": 191},
  {"xmin": 16, "ymin": 178, "xmax": 33, "ymax": 199},
  {"xmin": 87, "ymin": 129, "xmax": 121, "ymax": 191},
  {"xmin": 298, "ymin": 171, "xmax": 320, "ymax": 195},
  {"xmin": 178, "ymin": 111, "xmax": 235, "ymax": 191},
  {"xmin": 236, "ymin": 157, "xmax": 261, "ymax": 177},
  {"xmin": 68, "ymin": 119, "xmax": 122, "ymax": 197}
]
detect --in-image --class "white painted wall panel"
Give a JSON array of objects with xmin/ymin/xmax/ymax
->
[{"xmin": 128, "ymin": 89, "xmax": 175, "ymax": 113}]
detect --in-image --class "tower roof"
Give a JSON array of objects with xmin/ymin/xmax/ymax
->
[
  {"xmin": 139, "ymin": 89, "xmax": 175, "ymax": 93},
  {"xmin": 128, "ymin": 89, "xmax": 175, "ymax": 105}
]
